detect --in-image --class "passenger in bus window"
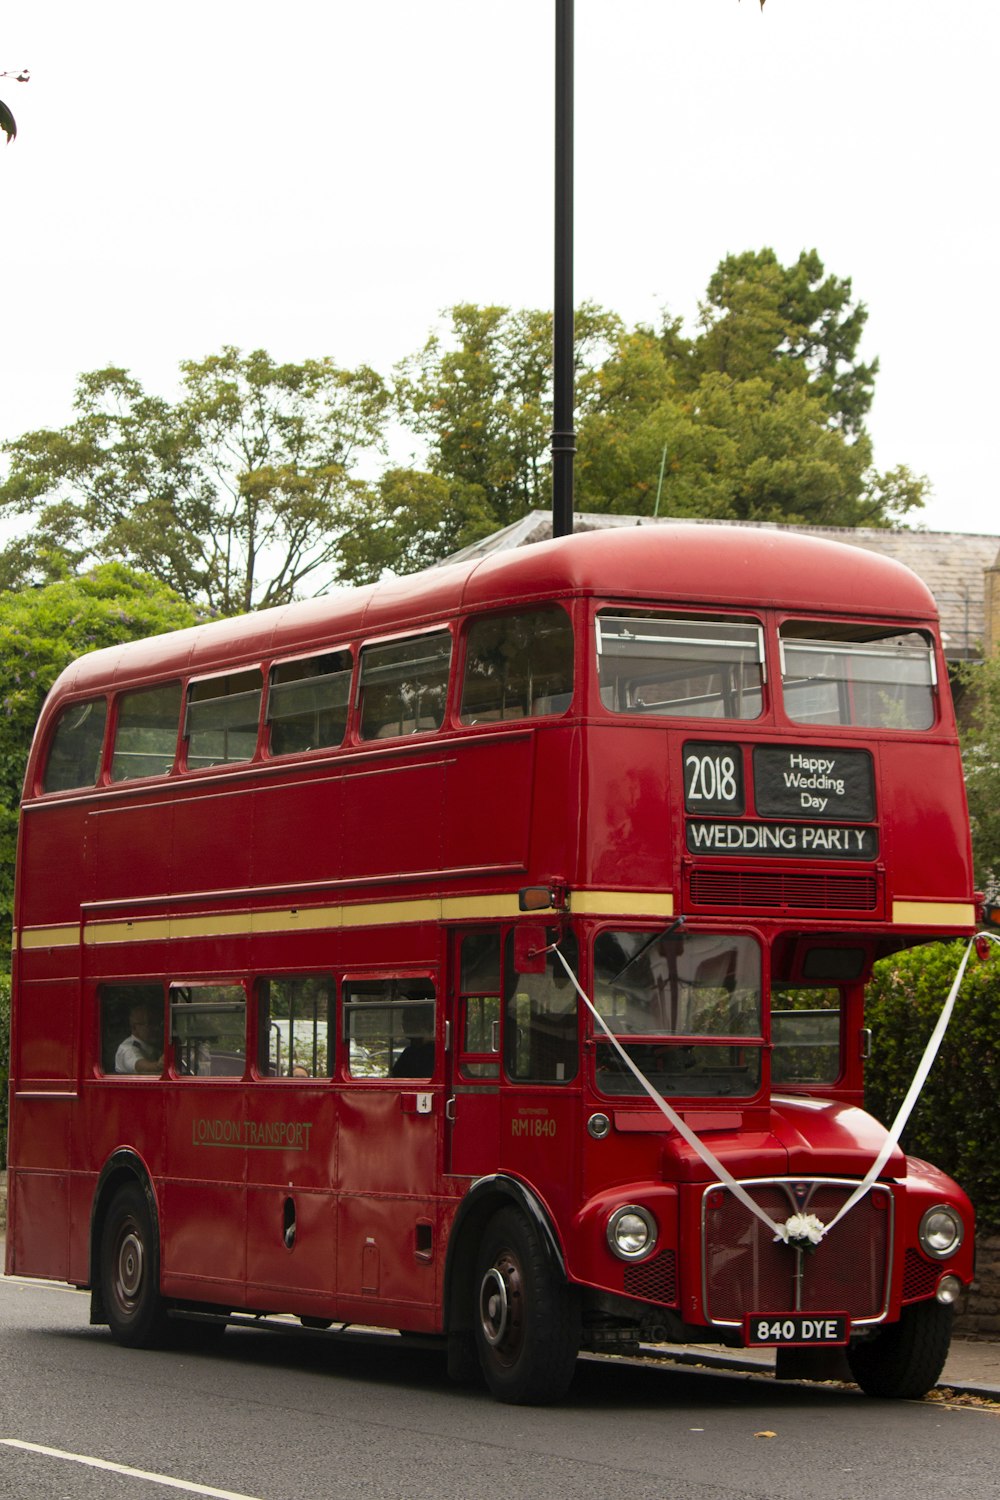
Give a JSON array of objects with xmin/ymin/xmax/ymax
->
[
  {"xmin": 390, "ymin": 1004, "xmax": 435, "ymax": 1078},
  {"xmin": 115, "ymin": 1004, "xmax": 164, "ymax": 1075}
]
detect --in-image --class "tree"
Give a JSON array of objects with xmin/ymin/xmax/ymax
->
[
  {"xmin": 0, "ymin": 67, "xmax": 29, "ymax": 144},
  {"xmin": 395, "ymin": 302, "xmax": 621, "ymax": 533},
  {"xmin": 0, "ymin": 347, "xmax": 391, "ymax": 615},
  {"xmin": 337, "ymin": 468, "xmax": 498, "ymax": 586},
  {"xmin": 959, "ymin": 654, "xmax": 1000, "ymax": 895},
  {"xmin": 692, "ymin": 248, "xmax": 878, "ymax": 436},
  {"xmin": 0, "ymin": 565, "xmax": 199, "ymax": 967},
  {"xmin": 575, "ymin": 317, "xmax": 924, "ymax": 528}
]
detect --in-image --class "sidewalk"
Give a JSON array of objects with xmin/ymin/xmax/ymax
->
[{"xmin": 649, "ymin": 1335, "xmax": 1000, "ymax": 1400}]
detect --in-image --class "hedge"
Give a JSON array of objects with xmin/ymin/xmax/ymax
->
[
  {"xmin": 865, "ymin": 938, "xmax": 1000, "ymax": 1233},
  {"xmin": 0, "ymin": 973, "xmax": 8, "ymax": 1168}
]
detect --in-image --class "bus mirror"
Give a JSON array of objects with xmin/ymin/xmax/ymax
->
[{"xmin": 513, "ymin": 925, "xmax": 549, "ymax": 974}]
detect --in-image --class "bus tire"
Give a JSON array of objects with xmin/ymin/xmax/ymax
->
[
  {"xmin": 100, "ymin": 1183, "xmax": 170, "ymax": 1348},
  {"xmin": 473, "ymin": 1206, "xmax": 579, "ymax": 1405},
  {"xmin": 846, "ymin": 1300, "xmax": 953, "ymax": 1399}
]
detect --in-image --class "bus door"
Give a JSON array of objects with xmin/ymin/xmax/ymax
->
[
  {"xmin": 337, "ymin": 974, "xmax": 441, "ymax": 1323},
  {"xmin": 446, "ymin": 931, "xmax": 502, "ymax": 1177}
]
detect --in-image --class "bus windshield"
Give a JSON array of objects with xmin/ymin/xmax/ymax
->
[{"xmin": 592, "ymin": 930, "xmax": 763, "ymax": 1098}]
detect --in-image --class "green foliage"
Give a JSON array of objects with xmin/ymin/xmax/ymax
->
[
  {"xmin": 0, "ymin": 971, "xmax": 8, "ymax": 1165},
  {"xmin": 0, "ymin": 566, "xmax": 199, "ymax": 967},
  {"xmin": 574, "ymin": 249, "xmax": 925, "ymax": 527},
  {"xmin": 0, "ymin": 348, "xmax": 390, "ymax": 616},
  {"xmin": 395, "ymin": 302, "xmax": 622, "ymax": 532},
  {"xmin": 0, "ymin": 66, "xmax": 29, "ymax": 145},
  {"xmin": 958, "ymin": 654, "xmax": 1000, "ymax": 894},
  {"xmin": 0, "ymin": 249, "xmax": 926, "ymax": 593},
  {"xmin": 865, "ymin": 940, "xmax": 1000, "ymax": 1232}
]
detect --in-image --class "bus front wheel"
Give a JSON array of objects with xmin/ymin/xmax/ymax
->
[
  {"xmin": 473, "ymin": 1206, "xmax": 579, "ymax": 1405},
  {"xmin": 846, "ymin": 1300, "xmax": 953, "ymax": 1399},
  {"xmin": 100, "ymin": 1183, "xmax": 170, "ymax": 1348}
]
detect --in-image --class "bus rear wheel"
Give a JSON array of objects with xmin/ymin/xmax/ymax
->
[
  {"xmin": 100, "ymin": 1183, "xmax": 170, "ymax": 1348},
  {"xmin": 846, "ymin": 1300, "xmax": 953, "ymax": 1399},
  {"xmin": 473, "ymin": 1206, "xmax": 579, "ymax": 1405}
]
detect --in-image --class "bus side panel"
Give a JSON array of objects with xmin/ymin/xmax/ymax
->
[
  {"xmin": 878, "ymin": 741, "xmax": 975, "ymax": 905},
  {"xmin": 336, "ymin": 1088, "xmax": 441, "ymax": 1326},
  {"xmin": 579, "ymin": 727, "xmax": 672, "ymax": 891},
  {"xmin": 341, "ymin": 757, "xmax": 447, "ymax": 881},
  {"xmin": 443, "ymin": 733, "xmax": 534, "ymax": 874},
  {"xmin": 7, "ymin": 1097, "xmax": 74, "ymax": 1280},
  {"xmin": 90, "ymin": 796, "xmax": 176, "ymax": 903},
  {"xmin": 244, "ymin": 1090, "xmax": 339, "ymax": 1308},
  {"xmin": 160, "ymin": 1084, "xmax": 248, "ymax": 1302},
  {"xmin": 251, "ymin": 771, "xmax": 344, "ymax": 889},
  {"xmin": 17, "ymin": 804, "xmax": 90, "ymax": 927}
]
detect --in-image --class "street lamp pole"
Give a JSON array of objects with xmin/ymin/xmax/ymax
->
[{"xmin": 551, "ymin": 0, "xmax": 575, "ymax": 538}]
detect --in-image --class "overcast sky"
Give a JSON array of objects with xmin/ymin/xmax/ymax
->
[{"xmin": 2, "ymin": 1, "xmax": 997, "ymax": 536}]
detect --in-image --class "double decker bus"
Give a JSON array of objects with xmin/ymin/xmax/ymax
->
[{"xmin": 5, "ymin": 524, "xmax": 978, "ymax": 1404}]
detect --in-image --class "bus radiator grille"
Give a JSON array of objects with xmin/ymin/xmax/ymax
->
[
  {"xmin": 702, "ymin": 1182, "xmax": 891, "ymax": 1325},
  {"xmin": 623, "ymin": 1250, "xmax": 678, "ymax": 1306},
  {"xmin": 901, "ymin": 1247, "xmax": 941, "ymax": 1302},
  {"xmin": 688, "ymin": 870, "xmax": 878, "ymax": 912}
]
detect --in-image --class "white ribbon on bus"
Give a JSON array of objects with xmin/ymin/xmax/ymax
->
[{"xmin": 552, "ymin": 933, "xmax": 994, "ymax": 1246}]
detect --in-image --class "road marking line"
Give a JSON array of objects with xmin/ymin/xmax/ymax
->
[{"xmin": 0, "ymin": 1440, "xmax": 264, "ymax": 1499}]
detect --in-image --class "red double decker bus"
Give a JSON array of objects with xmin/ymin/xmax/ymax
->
[{"xmin": 5, "ymin": 524, "xmax": 978, "ymax": 1403}]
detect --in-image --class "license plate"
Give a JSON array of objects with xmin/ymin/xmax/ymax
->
[{"xmin": 745, "ymin": 1314, "xmax": 848, "ymax": 1346}]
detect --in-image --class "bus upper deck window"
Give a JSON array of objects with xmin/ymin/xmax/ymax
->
[
  {"xmin": 779, "ymin": 623, "xmax": 936, "ymax": 730},
  {"xmin": 359, "ymin": 631, "xmax": 451, "ymax": 740},
  {"xmin": 267, "ymin": 651, "xmax": 352, "ymax": 757},
  {"xmin": 42, "ymin": 697, "xmax": 108, "ymax": 793},
  {"xmin": 596, "ymin": 613, "xmax": 764, "ymax": 720},
  {"xmin": 184, "ymin": 670, "xmax": 263, "ymax": 769},
  {"xmin": 111, "ymin": 682, "xmax": 182, "ymax": 782},
  {"xmin": 460, "ymin": 607, "xmax": 573, "ymax": 724}
]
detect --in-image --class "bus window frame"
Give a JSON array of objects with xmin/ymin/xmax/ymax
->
[
  {"xmin": 38, "ymin": 693, "xmax": 111, "ymax": 796},
  {"xmin": 354, "ymin": 627, "xmax": 455, "ymax": 745},
  {"xmin": 181, "ymin": 668, "xmax": 265, "ymax": 773},
  {"xmin": 775, "ymin": 615, "xmax": 941, "ymax": 733},
  {"xmin": 254, "ymin": 971, "xmax": 336, "ymax": 1081},
  {"xmin": 591, "ymin": 604, "xmax": 769, "ymax": 724},
  {"xmin": 168, "ymin": 978, "xmax": 251, "ymax": 1080},
  {"xmin": 264, "ymin": 647, "xmax": 356, "ymax": 761},
  {"xmin": 457, "ymin": 602, "xmax": 575, "ymax": 727},
  {"xmin": 108, "ymin": 679, "xmax": 185, "ymax": 786},
  {"xmin": 340, "ymin": 971, "xmax": 439, "ymax": 1082}
]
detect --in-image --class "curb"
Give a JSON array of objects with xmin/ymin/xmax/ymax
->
[{"xmin": 643, "ymin": 1343, "xmax": 1000, "ymax": 1401}]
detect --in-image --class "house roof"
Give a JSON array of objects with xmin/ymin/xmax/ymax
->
[{"xmin": 443, "ymin": 513, "xmax": 1000, "ymax": 662}]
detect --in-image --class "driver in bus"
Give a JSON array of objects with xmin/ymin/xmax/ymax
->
[{"xmin": 115, "ymin": 1003, "xmax": 165, "ymax": 1075}]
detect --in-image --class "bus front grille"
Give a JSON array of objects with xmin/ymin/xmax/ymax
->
[
  {"xmin": 702, "ymin": 1180, "xmax": 891, "ymax": 1326},
  {"xmin": 624, "ymin": 1249, "xmax": 678, "ymax": 1306},
  {"xmin": 688, "ymin": 870, "xmax": 878, "ymax": 911}
]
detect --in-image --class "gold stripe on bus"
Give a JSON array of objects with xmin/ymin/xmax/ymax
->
[
  {"xmin": 892, "ymin": 900, "xmax": 977, "ymax": 927},
  {"xmin": 570, "ymin": 891, "xmax": 674, "ymax": 918},
  {"xmin": 33, "ymin": 890, "xmax": 673, "ymax": 951},
  {"xmin": 18, "ymin": 925, "xmax": 79, "ymax": 950}
]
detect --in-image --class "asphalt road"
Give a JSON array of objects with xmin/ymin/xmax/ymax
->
[{"xmin": 1, "ymin": 1274, "xmax": 998, "ymax": 1500}]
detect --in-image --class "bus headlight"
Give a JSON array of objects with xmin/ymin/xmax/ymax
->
[
  {"xmin": 919, "ymin": 1205, "xmax": 964, "ymax": 1260},
  {"xmin": 606, "ymin": 1205, "xmax": 658, "ymax": 1261}
]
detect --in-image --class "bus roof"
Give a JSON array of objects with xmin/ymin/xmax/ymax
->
[{"xmin": 49, "ymin": 523, "xmax": 938, "ymax": 698}]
